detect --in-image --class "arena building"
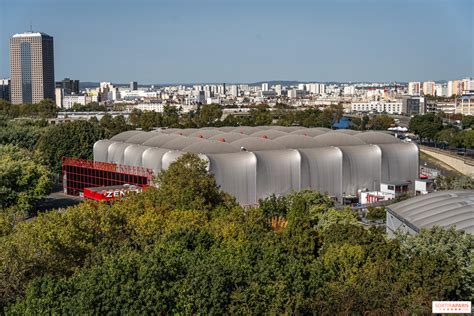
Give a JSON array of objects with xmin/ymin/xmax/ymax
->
[
  {"xmin": 386, "ymin": 190, "xmax": 474, "ymax": 236},
  {"xmin": 89, "ymin": 127, "xmax": 419, "ymax": 205}
]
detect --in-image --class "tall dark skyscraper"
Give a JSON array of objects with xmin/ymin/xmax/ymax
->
[{"xmin": 10, "ymin": 31, "xmax": 55, "ymax": 104}]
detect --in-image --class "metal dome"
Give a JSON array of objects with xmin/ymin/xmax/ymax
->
[
  {"xmin": 250, "ymin": 130, "xmax": 288, "ymax": 139},
  {"xmin": 110, "ymin": 130, "xmax": 147, "ymax": 142},
  {"xmin": 209, "ymin": 132, "xmax": 249, "ymax": 143},
  {"xmin": 273, "ymin": 134, "xmax": 322, "ymax": 148},
  {"xmin": 354, "ymin": 131, "xmax": 401, "ymax": 144},
  {"xmin": 189, "ymin": 129, "xmax": 223, "ymax": 139},
  {"xmin": 142, "ymin": 134, "xmax": 185, "ymax": 147},
  {"xmin": 231, "ymin": 137, "xmax": 286, "ymax": 151},
  {"xmin": 161, "ymin": 136, "xmax": 206, "ymax": 150},
  {"xmin": 334, "ymin": 129, "xmax": 360, "ymax": 135},
  {"xmin": 232, "ymin": 126, "xmax": 263, "ymax": 135},
  {"xmin": 313, "ymin": 132, "xmax": 366, "ymax": 146},
  {"xmin": 290, "ymin": 129, "xmax": 327, "ymax": 137},
  {"xmin": 182, "ymin": 140, "xmax": 240, "ymax": 154}
]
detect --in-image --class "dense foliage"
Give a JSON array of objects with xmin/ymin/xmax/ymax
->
[
  {"xmin": 0, "ymin": 145, "xmax": 51, "ymax": 212},
  {"xmin": 435, "ymin": 175, "xmax": 474, "ymax": 190},
  {"xmin": 0, "ymin": 99, "xmax": 58, "ymax": 119},
  {"xmin": 1, "ymin": 154, "xmax": 472, "ymax": 314}
]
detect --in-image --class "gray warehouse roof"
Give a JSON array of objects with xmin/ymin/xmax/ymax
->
[
  {"xmin": 354, "ymin": 131, "xmax": 401, "ymax": 144},
  {"xmin": 388, "ymin": 190, "xmax": 474, "ymax": 234}
]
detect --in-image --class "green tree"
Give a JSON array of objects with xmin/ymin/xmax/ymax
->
[
  {"xmin": 0, "ymin": 145, "xmax": 51, "ymax": 212},
  {"xmin": 36, "ymin": 120, "xmax": 106, "ymax": 173},
  {"xmin": 409, "ymin": 113, "xmax": 443, "ymax": 141},
  {"xmin": 368, "ymin": 115, "xmax": 395, "ymax": 130},
  {"xmin": 154, "ymin": 153, "xmax": 234, "ymax": 211},
  {"xmin": 249, "ymin": 104, "xmax": 272, "ymax": 126},
  {"xmin": 162, "ymin": 105, "xmax": 181, "ymax": 127},
  {"xmin": 194, "ymin": 104, "xmax": 223, "ymax": 127}
]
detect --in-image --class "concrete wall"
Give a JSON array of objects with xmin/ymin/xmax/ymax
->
[{"xmin": 420, "ymin": 147, "xmax": 474, "ymax": 178}]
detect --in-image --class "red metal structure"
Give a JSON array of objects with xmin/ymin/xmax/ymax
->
[{"xmin": 62, "ymin": 157, "xmax": 154, "ymax": 197}]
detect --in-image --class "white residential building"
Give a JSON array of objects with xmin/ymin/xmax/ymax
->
[
  {"xmin": 408, "ymin": 82, "xmax": 421, "ymax": 96},
  {"xmin": 351, "ymin": 101, "xmax": 403, "ymax": 114},
  {"xmin": 422, "ymin": 81, "xmax": 435, "ymax": 96},
  {"xmin": 261, "ymin": 83, "xmax": 269, "ymax": 91}
]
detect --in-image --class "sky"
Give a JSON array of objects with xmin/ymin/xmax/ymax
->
[{"xmin": 0, "ymin": 0, "xmax": 472, "ymax": 84}]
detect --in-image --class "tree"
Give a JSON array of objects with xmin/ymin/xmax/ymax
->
[
  {"xmin": 154, "ymin": 153, "xmax": 234, "ymax": 211},
  {"xmin": 128, "ymin": 108, "xmax": 142, "ymax": 127},
  {"xmin": 0, "ymin": 145, "xmax": 51, "ymax": 212},
  {"xmin": 194, "ymin": 104, "xmax": 223, "ymax": 127},
  {"xmin": 409, "ymin": 113, "xmax": 443, "ymax": 141},
  {"xmin": 140, "ymin": 111, "xmax": 160, "ymax": 131},
  {"xmin": 162, "ymin": 105, "xmax": 181, "ymax": 127},
  {"xmin": 368, "ymin": 115, "xmax": 395, "ymax": 130},
  {"xmin": 0, "ymin": 120, "xmax": 46, "ymax": 150},
  {"xmin": 249, "ymin": 104, "xmax": 272, "ymax": 126},
  {"xmin": 36, "ymin": 120, "xmax": 106, "ymax": 173}
]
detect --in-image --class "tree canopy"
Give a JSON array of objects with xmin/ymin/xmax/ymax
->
[{"xmin": 1, "ymin": 155, "xmax": 472, "ymax": 314}]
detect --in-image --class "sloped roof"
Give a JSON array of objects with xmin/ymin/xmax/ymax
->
[
  {"xmin": 388, "ymin": 190, "xmax": 474, "ymax": 234},
  {"xmin": 189, "ymin": 129, "xmax": 223, "ymax": 139},
  {"xmin": 182, "ymin": 140, "xmax": 239, "ymax": 154},
  {"xmin": 110, "ymin": 130, "xmax": 147, "ymax": 142},
  {"xmin": 209, "ymin": 132, "xmax": 249, "ymax": 143},
  {"xmin": 354, "ymin": 131, "xmax": 400, "ymax": 144},
  {"xmin": 250, "ymin": 130, "xmax": 288, "ymax": 139},
  {"xmin": 142, "ymin": 134, "xmax": 184, "ymax": 147},
  {"xmin": 232, "ymin": 137, "xmax": 286, "ymax": 151},
  {"xmin": 274, "ymin": 134, "xmax": 322, "ymax": 148},
  {"xmin": 232, "ymin": 126, "xmax": 262, "ymax": 135},
  {"xmin": 313, "ymin": 132, "xmax": 366, "ymax": 146},
  {"xmin": 290, "ymin": 129, "xmax": 327, "ymax": 137},
  {"xmin": 334, "ymin": 129, "xmax": 360, "ymax": 135},
  {"xmin": 161, "ymin": 136, "xmax": 205, "ymax": 150}
]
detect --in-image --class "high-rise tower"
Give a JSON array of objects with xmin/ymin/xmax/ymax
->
[{"xmin": 10, "ymin": 31, "xmax": 55, "ymax": 104}]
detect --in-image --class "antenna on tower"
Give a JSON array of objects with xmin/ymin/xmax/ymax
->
[{"xmin": 29, "ymin": 21, "xmax": 33, "ymax": 32}]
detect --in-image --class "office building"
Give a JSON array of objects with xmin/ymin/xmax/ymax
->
[
  {"xmin": 130, "ymin": 81, "xmax": 138, "ymax": 91},
  {"xmin": 261, "ymin": 83, "xmax": 269, "ymax": 91},
  {"xmin": 56, "ymin": 78, "xmax": 79, "ymax": 94},
  {"xmin": 10, "ymin": 31, "xmax": 55, "ymax": 104},
  {"xmin": 0, "ymin": 79, "xmax": 10, "ymax": 101}
]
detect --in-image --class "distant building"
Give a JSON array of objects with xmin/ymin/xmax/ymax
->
[
  {"xmin": 397, "ymin": 96, "xmax": 421, "ymax": 115},
  {"xmin": 351, "ymin": 101, "xmax": 403, "ymax": 114},
  {"xmin": 0, "ymin": 79, "xmax": 10, "ymax": 101},
  {"xmin": 261, "ymin": 83, "xmax": 269, "ymax": 92},
  {"xmin": 56, "ymin": 78, "xmax": 79, "ymax": 94},
  {"xmin": 408, "ymin": 82, "xmax": 421, "ymax": 96},
  {"xmin": 447, "ymin": 80, "xmax": 460, "ymax": 97},
  {"xmin": 62, "ymin": 94, "xmax": 98, "ymax": 109},
  {"xmin": 422, "ymin": 81, "xmax": 435, "ymax": 96},
  {"xmin": 130, "ymin": 81, "xmax": 138, "ymax": 91},
  {"xmin": 435, "ymin": 84, "xmax": 446, "ymax": 97},
  {"xmin": 10, "ymin": 31, "xmax": 55, "ymax": 104},
  {"xmin": 461, "ymin": 78, "xmax": 473, "ymax": 94},
  {"xmin": 457, "ymin": 96, "xmax": 474, "ymax": 116}
]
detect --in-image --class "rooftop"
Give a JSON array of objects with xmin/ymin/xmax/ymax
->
[
  {"xmin": 387, "ymin": 190, "xmax": 474, "ymax": 234},
  {"xmin": 12, "ymin": 31, "xmax": 52, "ymax": 38}
]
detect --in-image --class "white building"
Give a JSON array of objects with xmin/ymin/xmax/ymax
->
[
  {"xmin": 422, "ymin": 81, "xmax": 435, "ymax": 96},
  {"xmin": 134, "ymin": 103, "xmax": 164, "ymax": 112},
  {"xmin": 343, "ymin": 85, "xmax": 356, "ymax": 96},
  {"xmin": 229, "ymin": 85, "xmax": 239, "ymax": 97},
  {"xmin": 408, "ymin": 82, "xmax": 421, "ymax": 96},
  {"xmin": 62, "ymin": 95, "xmax": 98, "ymax": 109},
  {"xmin": 261, "ymin": 83, "xmax": 269, "ymax": 92},
  {"xmin": 435, "ymin": 84, "xmax": 446, "ymax": 97},
  {"xmin": 351, "ymin": 101, "xmax": 403, "ymax": 114},
  {"xmin": 447, "ymin": 80, "xmax": 460, "ymax": 97}
]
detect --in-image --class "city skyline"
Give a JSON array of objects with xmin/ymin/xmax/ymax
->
[{"xmin": 1, "ymin": 0, "xmax": 473, "ymax": 83}]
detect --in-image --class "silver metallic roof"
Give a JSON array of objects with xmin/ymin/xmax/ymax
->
[{"xmin": 388, "ymin": 190, "xmax": 474, "ymax": 234}]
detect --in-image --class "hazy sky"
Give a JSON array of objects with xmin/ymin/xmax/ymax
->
[{"xmin": 0, "ymin": 0, "xmax": 472, "ymax": 83}]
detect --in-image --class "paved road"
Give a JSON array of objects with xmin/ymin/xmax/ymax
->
[{"xmin": 35, "ymin": 185, "xmax": 82, "ymax": 212}]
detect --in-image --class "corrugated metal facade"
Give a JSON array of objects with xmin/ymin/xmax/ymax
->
[{"xmin": 94, "ymin": 127, "xmax": 419, "ymax": 204}]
